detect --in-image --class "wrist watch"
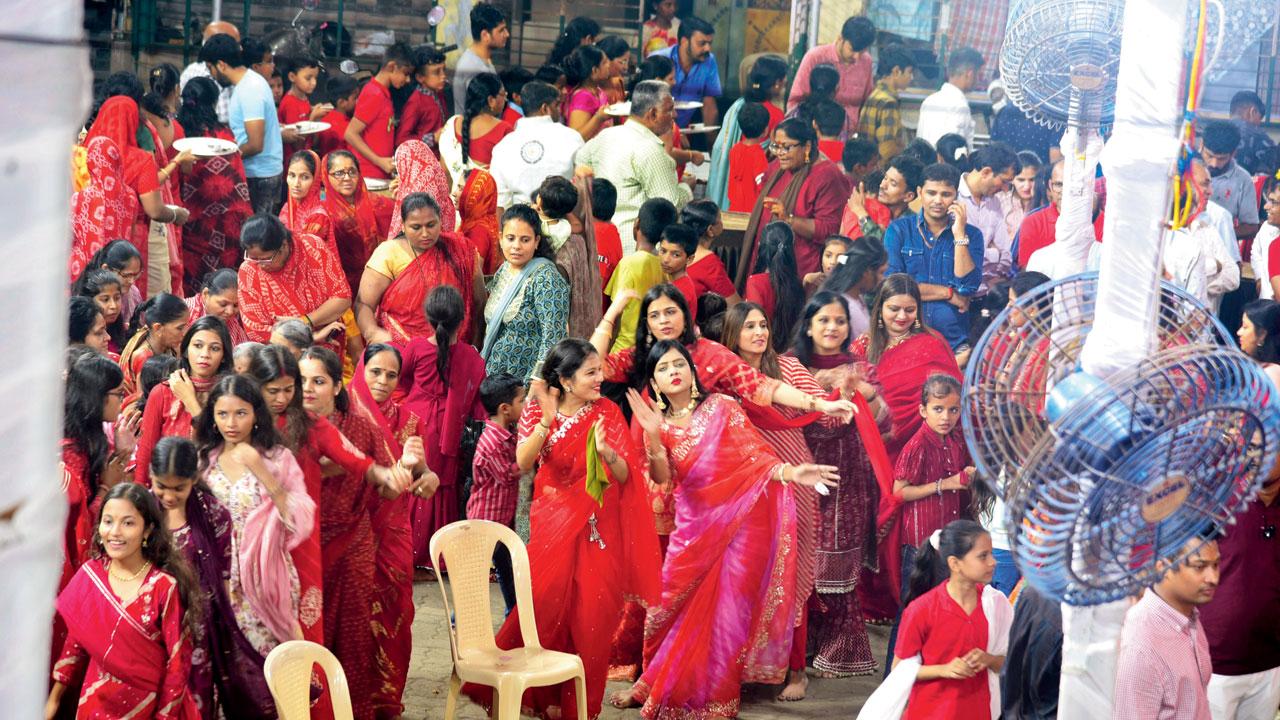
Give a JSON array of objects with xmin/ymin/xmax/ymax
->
[{"xmin": 953, "ymin": 234, "xmax": 970, "ymax": 247}]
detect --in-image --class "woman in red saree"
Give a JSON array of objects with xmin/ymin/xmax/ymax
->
[
  {"xmin": 322, "ymin": 150, "xmax": 394, "ymax": 296},
  {"xmin": 119, "ymin": 293, "xmax": 190, "ymax": 401},
  {"xmin": 298, "ymin": 346, "xmax": 427, "ymax": 720},
  {"xmin": 850, "ymin": 274, "xmax": 963, "ymax": 622},
  {"xmin": 388, "ymin": 139, "xmax": 457, "ymax": 239},
  {"xmin": 184, "ymin": 269, "xmax": 249, "ymax": 346},
  {"xmin": 398, "ymin": 286, "xmax": 487, "ymax": 565},
  {"xmin": 458, "ymin": 167, "xmax": 500, "ymax": 274},
  {"xmin": 792, "ymin": 291, "xmax": 896, "ymax": 676},
  {"xmin": 279, "ymin": 150, "xmax": 336, "ymax": 252},
  {"xmin": 614, "ymin": 342, "xmax": 839, "ymax": 717},
  {"xmin": 174, "ymin": 76, "xmax": 252, "ymax": 295},
  {"xmin": 135, "ymin": 316, "xmax": 233, "ymax": 482},
  {"xmin": 355, "ymin": 192, "xmax": 484, "ymax": 346},
  {"xmin": 348, "ymin": 344, "xmax": 442, "ymax": 719},
  {"xmin": 70, "ymin": 137, "xmax": 140, "ymax": 282},
  {"xmin": 464, "ymin": 339, "xmax": 662, "ymax": 720},
  {"xmin": 47, "ymin": 482, "xmax": 202, "ymax": 720}
]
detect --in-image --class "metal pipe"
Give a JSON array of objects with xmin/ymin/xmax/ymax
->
[
  {"xmin": 183, "ymin": 0, "xmax": 192, "ymax": 65},
  {"xmin": 337, "ymin": 0, "xmax": 344, "ymax": 58},
  {"xmin": 243, "ymin": 0, "xmax": 250, "ymax": 34},
  {"xmin": 212, "ymin": 0, "xmax": 222, "ymax": 23}
]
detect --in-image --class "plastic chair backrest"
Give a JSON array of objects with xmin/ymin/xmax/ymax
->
[
  {"xmin": 429, "ymin": 520, "xmax": 542, "ymax": 664},
  {"xmin": 263, "ymin": 640, "xmax": 354, "ymax": 720}
]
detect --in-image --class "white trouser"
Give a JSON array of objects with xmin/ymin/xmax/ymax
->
[{"xmin": 1208, "ymin": 667, "xmax": 1280, "ymax": 720}]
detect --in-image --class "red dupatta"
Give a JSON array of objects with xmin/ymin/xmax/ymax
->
[
  {"xmin": 57, "ymin": 561, "xmax": 171, "ymax": 692},
  {"xmin": 322, "ymin": 153, "xmax": 393, "ymax": 295},
  {"xmin": 70, "ymin": 137, "xmax": 140, "ymax": 281},
  {"xmin": 279, "ymin": 149, "xmax": 335, "ymax": 251},
  {"xmin": 852, "ymin": 330, "xmax": 962, "ymax": 461},
  {"xmin": 388, "ymin": 140, "xmax": 457, "ymax": 238},
  {"xmin": 376, "ymin": 232, "xmax": 477, "ymax": 344},
  {"xmin": 459, "ymin": 169, "xmax": 500, "ymax": 274}
]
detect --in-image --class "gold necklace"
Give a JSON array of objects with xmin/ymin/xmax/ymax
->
[
  {"xmin": 665, "ymin": 397, "xmax": 698, "ymax": 419},
  {"xmin": 887, "ymin": 333, "xmax": 911, "ymax": 349},
  {"xmin": 108, "ymin": 559, "xmax": 152, "ymax": 583}
]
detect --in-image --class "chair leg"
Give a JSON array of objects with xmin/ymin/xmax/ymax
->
[
  {"xmin": 495, "ymin": 679, "xmax": 524, "ymax": 720},
  {"xmin": 443, "ymin": 671, "xmax": 461, "ymax": 720},
  {"xmin": 573, "ymin": 672, "xmax": 588, "ymax": 720}
]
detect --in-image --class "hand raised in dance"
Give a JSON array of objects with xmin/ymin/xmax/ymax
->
[
  {"xmin": 529, "ymin": 378, "xmax": 562, "ymax": 422},
  {"xmin": 113, "ymin": 404, "xmax": 142, "ymax": 459},
  {"xmin": 401, "ymin": 435, "xmax": 426, "ymax": 473},
  {"xmin": 593, "ymin": 417, "xmax": 615, "ymax": 459},
  {"xmin": 789, "ymin": 463, "xmax": 840, "ymax": 489},
  {"xmin": 626, "ymin": 388, "xmax": 663, "ymax": 439}
]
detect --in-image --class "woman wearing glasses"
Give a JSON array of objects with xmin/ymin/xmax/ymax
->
[
  {"xmin": 322, "ymin": 150, "xmax": 395, "ymax": 296},
  {"xmin": 736, "ymin": 118, "xmax": 852, "ymax": 289}
]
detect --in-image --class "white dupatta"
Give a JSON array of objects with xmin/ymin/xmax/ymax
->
[{"xmin": 857, "ymin": 584, "xmax": 1014, "ymax": 720}]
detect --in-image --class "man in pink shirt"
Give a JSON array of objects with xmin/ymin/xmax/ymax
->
[
  {"xmin": 1112, "ymin": 531, "xmax": 1220, "ymax": 720},
  {"xmin": 787, "ymin": 16, "xmax": 876, "ymax": 134}
]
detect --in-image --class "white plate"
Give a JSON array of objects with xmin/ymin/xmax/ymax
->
[
  {"xmin": 173, "ymin": 137, "xmax": 238, "ymax": 157},
  {"xmin": 674, "ymin": 100, "xmax": 703, "ymax": 111},
  {"xmin": 287, "ymin": 121, "xmax": 331, "ymax": 135},
  {"xmin": 364, "ymin": 178, "xmax": 391, "ymax": 191},
  {"xmin": 682, "ymin": 123, "xmax": 721, "ymax": 134},
  {"xmin": 604, "ymin": 101, "xmax": 631, "ymax": 116}
]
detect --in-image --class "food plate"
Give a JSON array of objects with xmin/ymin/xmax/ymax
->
[
  {"xmin": 674, "ymin": 100, "xmax": 703, "ymax": 111},
  {"xmin": 604, "ymin": 102, "xmax": 631, "ymax": 116},
  {"xmin": 287, "ymin": 121, "xmax": 331, "ymax": 135},
  {"xmin": 682, "ymin": 123, "xmax": 721, "ymax": 134},
  {"xmin": 364, "ymin": 178, "xmax": 391, "ymax": 191},
  {"xmin": 172, "ymin": 137, "xmax": 238, "ymax": 157}
]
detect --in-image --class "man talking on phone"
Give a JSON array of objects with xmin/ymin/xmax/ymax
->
[{"xmin": 882, "ymin": 162, "xmax": 983, "ymax": 353}]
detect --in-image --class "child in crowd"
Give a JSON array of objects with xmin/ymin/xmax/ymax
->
[
  {"xmin": 842, "ymin": 136, "xmax": 880, "ymax": 186},
  {"xmin": 803, "ymin": 235, "xmax": 854, "ymax": 294},
  {"xmin": 278, "ymin": 55, "xmax": 331, "ymax": 158},
  {"xmin": 397, "ymin": 46, "xmax": 449, "ymax": 151},
  {"xmin": 466, "ymin": 373, "xmax": 526, "ymax": 615},
  {"xmin": 657, "ymin": 224, "xmax": 700, "ymax": 319},
  {"xmin": 500, "ymin": 67, "xmax": 534, "ymax": 126},
  {"xmin": 315, "ymin": 74, "xmax": 358, "ymax": 157},
  {"xmin": 592, "ymin": 178, "xmax": 623, "ymax": 305},
  {"xmin": 727, "ymin": 102, "xmax": 771, "ymax": 212},
  {"xmin": 534, "ymin": 63, "xmax": 568, "ymax": 103},
  {"xmin": 604, "ymin": 198, "xmax": 677, "ymax": 351},
  {"xmin": 346, "ymin": 43, "xmax": 417, "ymax": 179},
  {"xmin": 680, "ymin": 199, "xmax": 741, "ymax": 303},
  {"xmin": 534, "ymin": 176, "xmax": 579, "ymax": 252},
  {"xmin": 815, "ymin": 100, "xmax": 847, "ymax": 164},
  {"xmin": 267, "ymin": 69, "xmax": 284, "ymax": 106}
]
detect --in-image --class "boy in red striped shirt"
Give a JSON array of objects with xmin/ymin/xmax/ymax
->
[{"xmin": 466, "ymin": 373, "xmax": 527, "ymax": 615}]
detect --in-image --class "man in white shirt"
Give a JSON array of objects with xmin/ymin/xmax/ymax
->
[
  {"xmin": 180, "ymin": 20, "xmax": 239, "ymax": 124},
  {"xmin": 958, "ymin": 141, "xmax": 1019, "ymax": 297},
  {"xmin": 490, "ymin": 81, "xmax": 584, "ymax": 208},
  {"xmin": 454, "ymin": 3, "xmax": 510, "ymax": 111},
  {"xmin": 1165, "ymin": 162, "xmax": 1240, "ymax": 312},
  {"xmin": 1250, "ymin": 180, "xmax": 1280, "ymax": 298},
  {"xmin": 915, "ymin": 47, "xmax": 984, "ymax": 147}
]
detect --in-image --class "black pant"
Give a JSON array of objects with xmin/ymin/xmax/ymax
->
[
  {"xmin": 246, "ymin": 173, "xmax": 282, "ymax": 216},
  {"xmin": 493, "ymin": 543, "xmax": 516, "ymax": 616}
]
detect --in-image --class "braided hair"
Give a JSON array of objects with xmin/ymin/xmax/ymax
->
[{"xmin": 461, "ymin": 72, "xmax": 504, "ymax": 171}]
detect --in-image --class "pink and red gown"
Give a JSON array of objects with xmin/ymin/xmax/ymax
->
[
  {"xmin": 53, "ymin": 560, "xmax": 200, "ymax": 719},
  {"xmin": 459, "ymin": 169, "xmax": 501, "ymax": 274},
  {"xmin": 850, "ymin": 331, "xmax": 962, "ymax": 621},
  {"xmin": 630, "ymin": 394, "xmax": 800, "ymax": 719},
  {"xmin": 397, "ymin": 336, "xmax": 486, "ymax": 565},
  {"xmin": 463, "ymin": 398, "xmax": 662, "ymax": 720},
  {"xmin": 373, "ymin": 231, "xmax": 478, "ymax": 345},
  {"xmin": 320, "ymin": 155, "xmax": 394, "ymax": 296},
  {"xmin": 180, "ymin": 126, "xmax": 252, "ymax": 294},
  {"xmin": 348, "ymin": 365, "xmax": 424, "ymax": 718}
]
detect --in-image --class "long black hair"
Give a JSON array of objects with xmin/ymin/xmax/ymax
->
[
  {"xmin": 564, "ymin": 44, "xmax": 606, "ymax": 89},
  {"xmin": 631, "ymin": 284, "xmax": 699, "ymax": 389},
  {"xmin": 129, "ymin": 292, "xmax": 188, "ymax": 341},
  {"xmin": 300, "ymin": 346, "xmax": 350, "ymax": 413},
  {"xmin": 744, "ymin": 55, "xmax": 788, "ymax": 103},
  {"xmin": 866, "ymin": 273, "xmax": 927, "ymax": 364},
  {"xmin": 425, "ymin": 285, "xmax": 465, "ymax": 384},
  {"xmin": 641, "ymin": 339, "xmax": 709, "ymax": 410},
  {"xmin": 93, "ymin": 482, "xmax": 203, "ymax": 638},
  {"xmin": 176, "ymin": 76, "xmax": 225, "ymax": 136},
  {"xmin": 77, "ymin": 268, "xmax": 127, "ymax": 348},
  {"xmin": 137, "ymin": 354, "xmax": 180, "ymax": 414},
  {"xmin": 68, "ymin": 295, "xmax": 104, "ymax": 347},
  {"xmin": 756, "ymin": 222, "xmax": 805, "ymax": 352},
  {"xmin": 76, "ymin": 239, "xmax": 142, "ymax": 295},
  {"xmin": 822, "ymin": 235, "xmax": 888, "ymax": 296},
  {"xmin": 791, "ymin": 290, "xmax": 853, "ymax": 366},
  {"xmin": 461, "ymin": 72, "xmax": 504, "ymax": 169},
  {"xmin": 180, "ymin": 315, "xmax": 235, "ymax": 378},
  {"xmin": 903, "ymin": 519, "xmax": 990, "ymax": 609},
  {"xmin": 193, "ymin": 374, "xmax": 283, "ymax": 466},
  {"xmin": 547, "ymin": 16, "xmax": 601, "ymax": 66},
  {"xmin": 65, "ymin": 352, "xmax": 124, "ymax": 496},
  {"xmin": 244, "ymin": 344, "xmax": 312, "ymax": 451}
]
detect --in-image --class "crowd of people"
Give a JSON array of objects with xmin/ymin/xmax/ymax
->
[{"xmin": 51, "ymin": 4, "xmax": 1280, "ymax": 720}]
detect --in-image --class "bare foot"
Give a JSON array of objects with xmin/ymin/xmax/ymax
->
[
  {"xmin": 777, "ymin": 670, "xmax": 808, "ymax": 701},
  {"xmin": 608, "ymin": 689, "xmax": 641, "ymax": 709},
  {"xmin": 818, "ymin": 671, "xmax": 841, "ymax": 679}
]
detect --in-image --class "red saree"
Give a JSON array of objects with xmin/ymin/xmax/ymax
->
[
  {"xmin": 397, "ymin": 337, "xmax": 487, "ymax": 565},
  {"xmin": 70, "ymin": 137, "xmax": 140, "ymax": 282},
  {"xmin": 631, "ymin": 395, "xmax": 798, "ymax": 719},
  {"xmin": 347, "ymin": 366, "xmax": 422, "ymax": 719},
  {"xmin": 388, "ymin": 140, "xmax": 457, "ymax": 239},
  {"xmin": 465, "ymin": 398, "xmax": 662, "ymax": 720},
  {"xmin": 85, "ymin": 97, "xmax": 162, "ymax": 296},
  {"xmin": 321, "ymin": 155, "xmax": 393, "ymax": 296},
  {"xmin": 237, "ymin": 231, "xmax": 350, "ymax": 354},
  {"xmin": 374, "ymin": 232, "xmax": 477, "ymax": 344},
  {"xmin": 180, "ymin": 126, "xmax": 251, "ymax": 295},
  {"xmin": 53, "ymin": 560, "xmax": 199, "ymax": 720},
  {"xmin": 459, "ymin": 169, "xmax": 500, "ymax": 274},
  {"xmin": 851, "ymin": 330, "xmax": 962, "ymax": 619},
  {"xmin": 278, "ymin": 150, "xmax": 336, "ymax": 254}
]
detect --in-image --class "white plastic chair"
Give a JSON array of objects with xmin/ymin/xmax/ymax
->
[
  {"xmin": 263, "ymin": 640, "xmax": 354, "ymax": 720},
  {"xmin": 430, "ymin": 520, "xmax": 588, "ymax": 720}
]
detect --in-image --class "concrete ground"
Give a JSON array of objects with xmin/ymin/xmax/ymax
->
[{"xmin": 403, "ymin": 580, "xmax": 890, "ymax": 718}]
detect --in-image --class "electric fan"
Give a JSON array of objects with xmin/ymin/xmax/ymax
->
[{"xmin": 962, "ymin": 273, "xmax": 1280, "ymax": 604}]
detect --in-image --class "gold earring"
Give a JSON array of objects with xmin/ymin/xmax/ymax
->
[
  {"xmin": 691, "ymin": 384, "xmax": 700, "ymax": 400},
  {"xmin": 651, "ymin": 382, "xmax": 666, "ymax": 411},
  {"xmin": 877, "ymin": 317, "xmax": 885, "ymax": 328},
  {"xmin": 142, "ymin": 536, "xmax": 148, "ymax": 548},
  {"xmin": 914, "ymin": 317, "xmax": 922, "ymax": 330}
]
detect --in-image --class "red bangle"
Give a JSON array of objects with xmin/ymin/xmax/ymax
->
[{"xmin": 947, "ymin": 287, "xmax": 955, "ymax": 300}]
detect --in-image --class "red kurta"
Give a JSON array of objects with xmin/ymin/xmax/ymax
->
[
  {"xmin": 896, "ymin": 581, "xmax": 992, "ymax": 720},
  {"xmin": 750, "ymin": 159, "xmax": 853, "ymax": 277}
]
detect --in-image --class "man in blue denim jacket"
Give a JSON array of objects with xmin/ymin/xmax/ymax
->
[{"xmin": 883, "ymin": 163, "xmax": 983, "ymax": 350}]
